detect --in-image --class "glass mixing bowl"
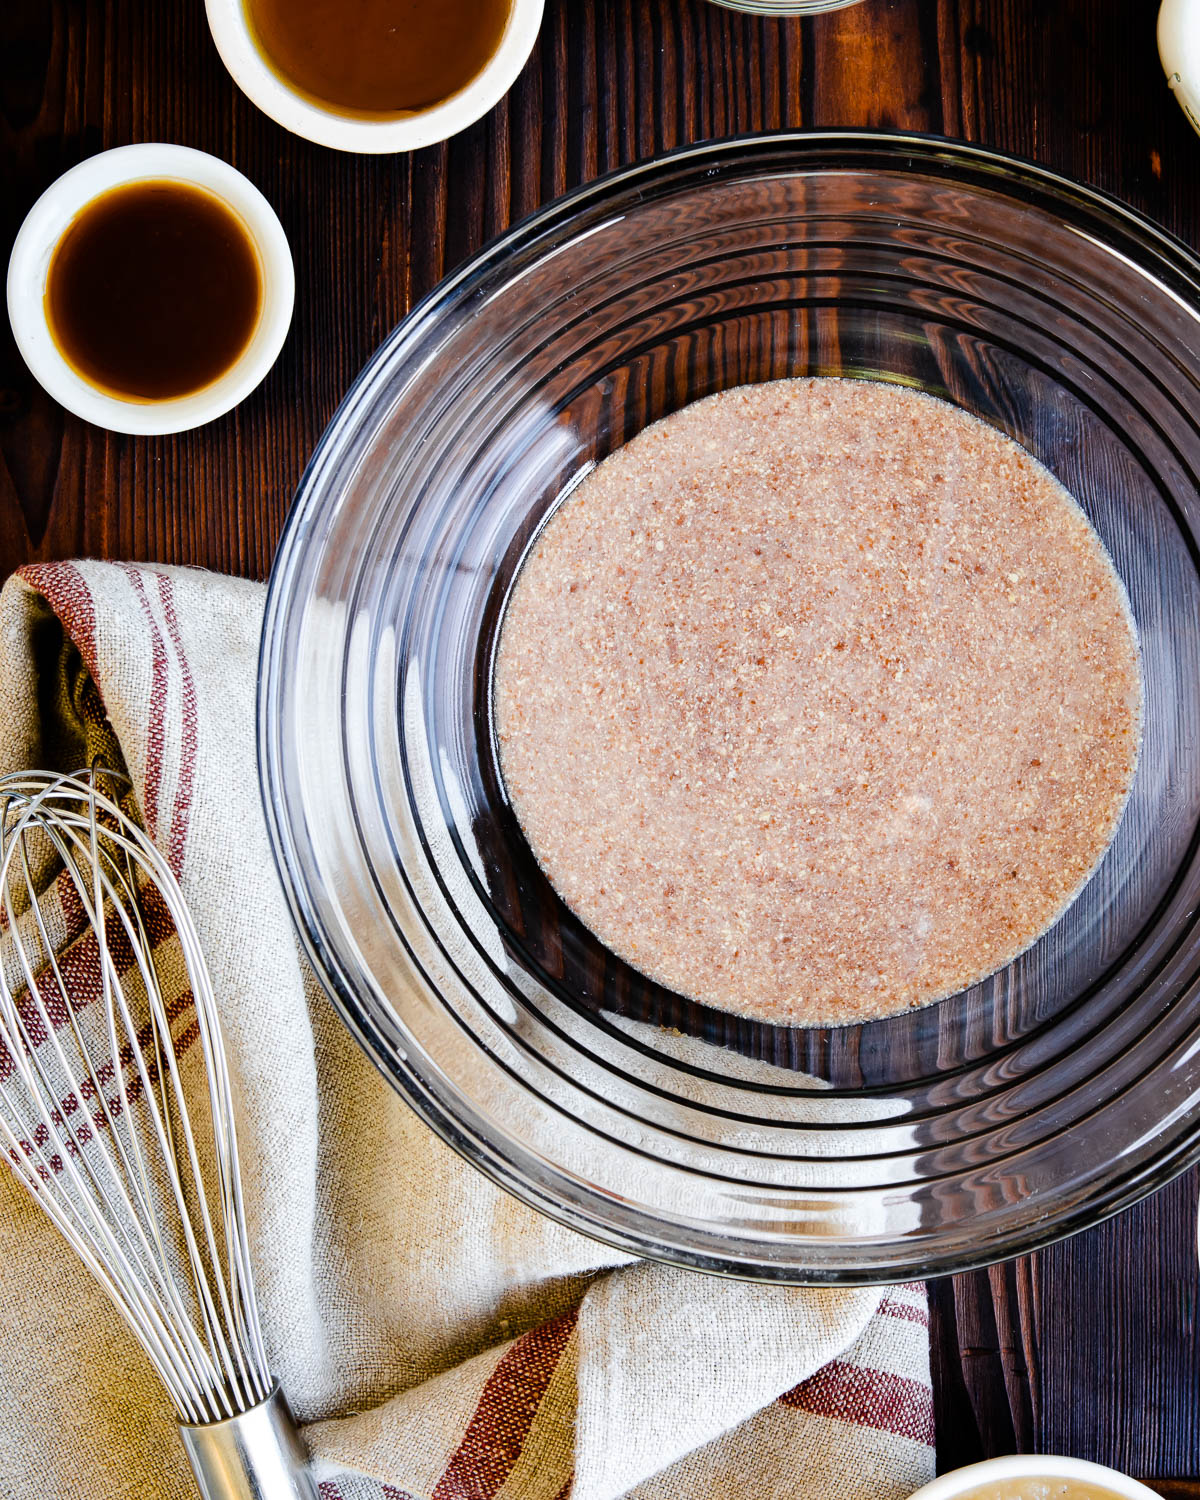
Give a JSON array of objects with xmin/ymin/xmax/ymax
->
[{"xmin": 259, "ymin": 132, "xmax": 1200, "ymax": 1282}]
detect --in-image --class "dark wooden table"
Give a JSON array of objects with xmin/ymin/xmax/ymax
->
[{"xmin": 4, "ymin": 0, "xmax": 1200, "ymax": 1485}]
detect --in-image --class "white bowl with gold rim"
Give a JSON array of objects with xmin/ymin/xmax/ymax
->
[
  {"xmin": 6, "ymin": 143, "xmax": 294, "ymax": 437},
  {"xmin": 203, "ymin": 0, "xmax": 545, "ymax": 154}
]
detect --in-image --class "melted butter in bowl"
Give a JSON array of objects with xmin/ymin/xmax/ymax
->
[{"xmin": 493, "ymin": 377, "xmax": 1143, "ymax": 1028}]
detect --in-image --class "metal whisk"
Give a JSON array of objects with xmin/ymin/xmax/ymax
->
[{"xmin": 0, "ymin": 767, "xmax": 317, "ymax": 1500}]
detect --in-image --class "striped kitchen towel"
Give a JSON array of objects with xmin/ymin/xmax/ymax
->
[{"xmin": 0, "ymin": 561, "xmax": 934, "ymax": 1500}]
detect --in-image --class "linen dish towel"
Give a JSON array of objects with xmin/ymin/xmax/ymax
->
[{"xmin": 0, "ymin": 560, "xmax": 935, "ymax": 1500}]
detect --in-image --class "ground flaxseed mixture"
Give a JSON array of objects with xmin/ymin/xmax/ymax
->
[{"xmin": 493, "ymin": 378, "xmax": 1142, "ymax": 1027}]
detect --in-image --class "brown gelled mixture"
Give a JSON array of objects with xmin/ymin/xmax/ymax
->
[{"xmin": 493, "ymin": 379, "xmax": 1142, "ymax": 1028}]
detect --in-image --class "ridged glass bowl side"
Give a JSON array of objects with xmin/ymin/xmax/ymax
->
[{"xmin": 260, "ymin": 133, "xmax": 1200, "ymax": 1281}]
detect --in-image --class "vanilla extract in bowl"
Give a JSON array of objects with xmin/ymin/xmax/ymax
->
[
  {"xmin": 243, "ymin": 0, "xmax": 514, "ymax": 116},
  {"xmin": 44, "ymin": 178, "xmax": 263, "ymax": 403}
]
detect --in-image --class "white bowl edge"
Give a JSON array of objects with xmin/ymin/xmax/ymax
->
[
  {"xmin": 908, "ymin": 1455, "xmax": 1165, "ymax": 1500},
  {"xmin": 6, "ymin": 142, "xmax": 295, "ymax": 436},
  {"xmin": 203, "ymin": 0, "xmax": 545, "ymax": 154}
]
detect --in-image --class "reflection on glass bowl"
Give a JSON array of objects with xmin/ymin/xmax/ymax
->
[
  {"xmin": 708, "ymin": 1, "xmax": 862, "ymax": 12},
  {"xmin": 260, "ymin": 131, "xmax": 1200, "ymax": 1282}
]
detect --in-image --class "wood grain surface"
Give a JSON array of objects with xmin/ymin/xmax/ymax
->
[{"xmin": 4, "ymin": 0, "xmax": 1200, "ymax": 1483}]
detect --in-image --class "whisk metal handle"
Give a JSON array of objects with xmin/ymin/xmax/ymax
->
[{"xmin": 179, "ymin": 1385, "xmax": 320, "ymax": 1500}]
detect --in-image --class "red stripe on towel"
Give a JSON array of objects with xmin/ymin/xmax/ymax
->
[
  {"xmin": 432, "ymin": 1309, "xmax": 578, "ymax": 1500},
  {"xmin": 156, "ymin": 572, "xmax": 198, "ymax": 873},
  {"xmin": 19, "ymin": 563, "xmax": 100, "ymax": 685},
  {"xmin": 779, "ymin": 1358, "xmax": 934, "ymax": 1445},
  {"xmin": 878, "ymin": 1296, "xmax": 930, "ymax": 1329},
  {"xmin": 119, "ymin": 566, "xmax": 169, "ymax": 845}
]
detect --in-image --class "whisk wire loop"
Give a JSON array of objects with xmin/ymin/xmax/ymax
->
[
  {"xmin": 1, "ymin": 788, "xmax": 227, "ymax": 1420},
  {"xmin": 0, "ymin": 768, "xmax": 272, "ymax": 1427},
  {"xmin": 1, "ymin": 813, "xmax": 205, "ymax": 1393}
]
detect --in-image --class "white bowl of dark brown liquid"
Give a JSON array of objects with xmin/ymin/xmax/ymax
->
[
  {"xmin": 7, "ymin": 143, "xmax": 294, "ymax": 436},
  {"xmin": 204, "ymin": 0, "xmax": 544, "ymax": 153}
]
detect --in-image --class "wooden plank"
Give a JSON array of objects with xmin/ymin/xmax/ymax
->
[{"xmin": 3, "ymin": 0, "xmax": 1200, "ymax": 1481}]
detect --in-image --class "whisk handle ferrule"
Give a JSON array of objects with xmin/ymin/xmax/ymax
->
[{"xmin": 179, "ymin": 1384, "xmax": 320, "ymax": 1500}]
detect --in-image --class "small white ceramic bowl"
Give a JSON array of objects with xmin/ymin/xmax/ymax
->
[
  {"xmin": 6, "ymin": 143, "xmax": 294, "ymax": 436},
  {"xmin": 204, "ymin": 0, "xmax": 545, "ymax": 154},
  {"xmin": 908, "ymin": 1455, "xmax": 1164, "ymax": 1500}
]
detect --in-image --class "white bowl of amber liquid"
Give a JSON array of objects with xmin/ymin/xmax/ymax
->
[
  {"xmin": 6, "ymin": 142, "xmax": 293, "ymax": 435},
  {"xmin": 205, "ymin": 0, "xmax": 544, "ymax": 153},
  {"xmin": 909, "ymin": 1455, "xmax": 1164, "ymax": 1500}
]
